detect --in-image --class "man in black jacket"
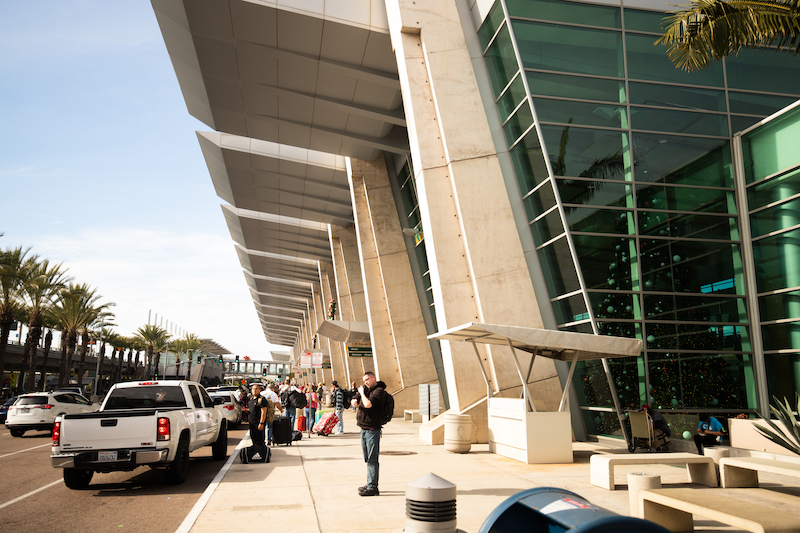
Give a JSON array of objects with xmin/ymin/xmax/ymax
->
[
  {"xmin": 354, "ymin": 371, "xmax": 386, "ymax": 496},
  {"xmin": 248, "ymin": 383, "xmax": 269, "ymax": 447}
]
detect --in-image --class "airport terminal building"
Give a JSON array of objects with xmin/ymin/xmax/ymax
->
[{"xmin": 152, "ymin": 0, "xmax": 800, "ymax": 441}]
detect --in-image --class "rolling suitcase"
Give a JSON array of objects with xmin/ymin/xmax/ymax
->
[
  {"xmin": 297, "ymin": 414, "xmax": 306, "ymax": 431},
  {"xmin": 313, "ymin": 411, "xmax": 339, "ymax": 436},
  {"xmin": 272, "ymin": 415, "xmax": 293, "ymax": 446},
  {"xmin": 240, "ymin": 444, "xmax": 270, "ymax": 463}
]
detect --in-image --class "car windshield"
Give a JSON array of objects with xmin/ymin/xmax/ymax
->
[
  {"xmin": 17, "ymin": 397, "xmax": 48, "ymax": 406},
  {"xmin": 104, "ymin": 386, "xmax": 187, "ymax": 409}
]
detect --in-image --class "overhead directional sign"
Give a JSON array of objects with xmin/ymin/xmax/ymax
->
[{"xmin": 347, "ymin": 346, "xmax": 373, "ymax": 357}]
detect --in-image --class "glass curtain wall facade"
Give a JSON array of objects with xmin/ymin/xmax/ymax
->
[{"xmin": 478, "ymin": 0, "xmax": 800, "ymax": 437}]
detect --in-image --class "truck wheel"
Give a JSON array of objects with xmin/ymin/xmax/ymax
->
[
  {"xmin": 212, "ymin": 422, "xmax": 227, "ymax": 460},
  {"xmin": 10, "ymin": 429, "xmax": 24, "ymax": 438},
  {"xmin": 165, "ymin": 437, "xmax": 190, "ymax": 485},
  {"xmin": 63, "ymin": 468, "xmax": 93, "ymax": 489}
]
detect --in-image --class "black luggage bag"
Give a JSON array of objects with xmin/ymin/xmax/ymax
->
[
  {"xmin": 240, "ymin": 444, "xmax": 270, "ymax": 463},
  {"xmin": 272, "ymin": 416, "xmax": 293, "ymax": 445}
]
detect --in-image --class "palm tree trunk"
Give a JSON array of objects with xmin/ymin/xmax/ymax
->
[
  {"xmin": 76, "ymin": 332, "xmax": 89, "ymax": 388},
  {"xmin": 58, "ymin": 330, "xmax": 69, "ymax": 389},
  {"xmin": 146, "ymin": 346, "xmax": 153, "ymax": 379},
  {"xmin": 38, "ymin": 330, "xmax": 52, "ymax": 391},
  {"xmin": 25, "ymin": 322, "xmax": 42, "ymax": 392},
  {"xmin": 154, "ymin": 352, "xmax": 161, "ymax": 379},
  {"xmin": 0, "ymin": 313, "xmax": 14, "ymax": 392},
  {"xmin": 19, "ymin": 335, "xmax": 31, "ymax": 392},
  {"xmin": 126, "ymin": 348, "xmax": 132, "ymax": 380},
  {"xmin": 186, "ymin": 351, "xmax": 193, "ymax": 381},
  {"xmin": 134, "ymin": 350, "xmax": 141, "ymax": 379}
]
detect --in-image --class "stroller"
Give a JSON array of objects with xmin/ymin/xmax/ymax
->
[{"xmin": 626, "ymin": 410, "xmax": 670, "ymax": 452}]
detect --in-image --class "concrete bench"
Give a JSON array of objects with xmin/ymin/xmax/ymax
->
[
  {"xmin": 720, "ymin": 456, "xmax": 800, "ymax": 488},
  {"xmin": 404, "ymin": 409, "xmax": 422, "ymax": 423},
  {"xmin": 590, "ymin": 452, "xmax": 717, "ymax": 490},
  {"xmin": 640, "ymin": 488, "xmax": 800, "ymax": 533}
]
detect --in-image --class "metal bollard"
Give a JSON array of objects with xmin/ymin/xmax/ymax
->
[{"xmin": 404, "ymin": 473, "xmax": 458, "ymax": 533}]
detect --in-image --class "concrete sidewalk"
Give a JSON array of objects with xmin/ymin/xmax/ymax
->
[{"xmin": 183, "ymin": 409, "xmax": 800, "ymax": 533}]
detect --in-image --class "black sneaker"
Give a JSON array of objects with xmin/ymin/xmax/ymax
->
[{"xmin": 359, "ymin": 486, "xmax": 379, "ymax": 496}]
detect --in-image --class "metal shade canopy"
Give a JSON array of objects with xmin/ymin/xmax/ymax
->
[
  {"xmin": 428, "ymin": 322, "xmax": 642, "ymax": 361},
  {"xmin": 316, "ymin": 320, "xmax": 371, "ymax": 344}
]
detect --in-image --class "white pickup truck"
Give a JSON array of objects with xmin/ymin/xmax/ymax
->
[{"xmin": 51, "ymin": 380, "xmax": 228, "ymax": 489}]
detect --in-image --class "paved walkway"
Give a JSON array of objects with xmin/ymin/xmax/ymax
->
[{"xmin": 180, "ymin": 409, "xmax": 800, "ymax": 533}]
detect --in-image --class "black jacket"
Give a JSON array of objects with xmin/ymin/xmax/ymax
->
[
  {"xmin": 248, "ymin": 396, "xmax": 268, "ymax": 425},
  {"xmin": 356, "ymin": 380, "xmax": 386, "ymax": 430}
]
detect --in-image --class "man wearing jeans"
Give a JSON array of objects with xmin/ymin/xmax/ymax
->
[
  {"xmin": 331, "ymin": 381, "xmax": 345, "ymax": 434},
  {"xmin": 354, "ymin": 371, "xmax": 386, "ymax": 497}
]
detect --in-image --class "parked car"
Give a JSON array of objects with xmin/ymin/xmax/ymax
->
[
  {"xmin": 0, "ymin": 396, "xmax": 19, "ymax": 424},
  {"xmin": 56, "ymin": 387, "xmax": 84, "ymax": 395},
  {"xmin": 209, "ymin": 391, "xmax": 242, "ymax": 429},
  {"xmin": 5, "ymin": 392, "xmax": 99, "ymax": 437}
]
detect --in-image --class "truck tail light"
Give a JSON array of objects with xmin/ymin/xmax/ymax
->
[
  {"xmin": 157, "ymin": 417, "xmax": 170, "ymax": 441},
  {"xmin": 225, "ymin": 405, "xmax": 234, "ymax": 411},
  {"xmin": 52, "ymin": 421, "xmax": 61, "ymax": 446}
]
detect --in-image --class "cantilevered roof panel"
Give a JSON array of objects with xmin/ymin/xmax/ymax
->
[{"xmin": 153, "ymin": 0, "xmax": 407, "ymax": 160}]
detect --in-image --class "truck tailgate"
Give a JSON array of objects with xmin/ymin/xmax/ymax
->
[{"xmin": 58, "ymin": 410, "xmax": 160, "ymax": 451}]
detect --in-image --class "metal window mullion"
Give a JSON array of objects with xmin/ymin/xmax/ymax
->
[{"xmin": 733, "ymin": 133, "xmax": 769, "ymax": 416}]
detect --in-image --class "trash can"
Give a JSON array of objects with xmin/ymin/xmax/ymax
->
[{"xmin": 478, "ymin": 487, "xmax": 671, "ymax": 533}]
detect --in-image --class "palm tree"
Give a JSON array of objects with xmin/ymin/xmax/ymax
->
[
  {"xmin": 183, "ymin": 334, "xmax": 202, "ymax": 381},
  {"xmin": 0, "ymin": 247, "xmax": 34, "ymax": 389},
  {"xmin": 134, "ymin": 325, "xmax": 170, "ymax": 379},
  {"xmin": 129, "ymin": 336, "xmax": 145, "ymax": 379},
  {"xmin": 657, "ymin": 0, "xmax": 800, "ymax": 71},
  {"xmin": 20, "ymin": 258, "xmax": 70, "ymax": 392}
]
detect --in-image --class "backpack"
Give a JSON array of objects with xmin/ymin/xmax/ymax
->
[
  {"xmin": 264, "ymin": 398, "xmax": 275, "ymax": 423},
  {"xmin": 379, "ymin": 389, "xmax": 394, "ymax": 425},
  {"xmin": 289, "ymin": 390, "xmax": 308, "ymax": 408}
]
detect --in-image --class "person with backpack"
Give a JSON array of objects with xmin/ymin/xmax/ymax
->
[
  {"xmin": 331, "ymin": 381, "xmax": 346, "ymax": 434},
  {"xmin": 281, "ymin": 380, "xmax": 302, "ymax": 430},
  {"xmin": 354, "ymin": 371, "xmax": 387, "ymax": 497}
]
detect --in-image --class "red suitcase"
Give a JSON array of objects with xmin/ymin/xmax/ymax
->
[
  {"xmin": 297, "ymin": 414, "xmax": 306, "ymax": 431},
  {"xmin": 312, "ymin": 411, "xmax": 338, "ymax": 435}
]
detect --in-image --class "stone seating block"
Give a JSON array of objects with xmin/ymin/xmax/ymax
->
[
  {"xmin": 590, "ymin": 452, "xmax": 718, "ymax": 490},
  {"xmin": 404, "ymin": 409, "xmax": 422, "ymax": 423},
  {"xmin": 720, "ymin": 457, "xmax": 800, "ymax": 488}
]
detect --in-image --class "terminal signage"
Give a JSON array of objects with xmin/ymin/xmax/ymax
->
[{"xmin": 347, "ymin": 346, "xmax": 373, "ymax": 357}]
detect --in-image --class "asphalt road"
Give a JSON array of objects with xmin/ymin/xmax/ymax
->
[{"xmin": 0, "ymin": 423, "xmax": 248, "ymax": 533}]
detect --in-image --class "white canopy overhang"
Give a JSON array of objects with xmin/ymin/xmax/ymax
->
[{"xmin": 316, "ymin": 319, "xmax": 371, "ymax": 344}]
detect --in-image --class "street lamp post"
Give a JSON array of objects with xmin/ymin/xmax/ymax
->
[{"xmin": 92, "ymin": 329, "xmax": 103, "ymax": 403}]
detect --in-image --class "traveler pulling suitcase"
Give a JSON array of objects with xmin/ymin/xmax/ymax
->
[
  {"xmin": 272, "ymin": 415, "xmax": 293, "ymax": 445},
  {"xmin": 240, "ymin": 444, "xmax": 270, "ymax": 463},
  {"xmin": 313, "ymin": 411, "xmax": 338, "ymax": 436}
]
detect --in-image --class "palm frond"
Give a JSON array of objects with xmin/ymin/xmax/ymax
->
[{"xmin": 754, "ymin": 394, "xmax": 800, "ymax": 456}]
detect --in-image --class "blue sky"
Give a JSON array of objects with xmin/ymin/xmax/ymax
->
[{"xmin": 0, "ymin": 2, "xmax": 287, "ymax": 357}]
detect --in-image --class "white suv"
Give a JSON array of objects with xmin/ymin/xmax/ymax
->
[
  {"xmin": 208, "ymin": 391, "xmax": 242, "ymax": 429},
  {"xmin": 5, "ymin": 392, "xmax": 99, "ymax": 437}
]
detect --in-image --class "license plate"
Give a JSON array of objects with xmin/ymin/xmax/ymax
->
[
  {"xmin": 98, "ymin": 451, "xmax": 118, "ymax": 462},
  {"xmin": 20, "ymin": 408, "xmax": 29, "ymax": 414}
]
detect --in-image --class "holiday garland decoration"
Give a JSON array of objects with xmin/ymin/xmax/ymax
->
[{"xmin": 327, "ymin": 299, "xmax": 337, "ymax": 320}]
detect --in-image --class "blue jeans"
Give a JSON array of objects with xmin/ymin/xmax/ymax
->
[
  {"xmin": 335, "ymin": 408, "xmax": 344, "ymax": 433},
  {"xmin": 304, "ymin": 407, "xmax": 316, "ymax": 430},
  {"xmin": 360, "ymin": 428, "xmax": 381, "ymax": 489},
  {"xmin": 266, "ymin": 420, "xmax": 273, "ymax": 443},
  {"xmin": 286, "ymin": 406, "xmax": 296, "ymax": 430}
]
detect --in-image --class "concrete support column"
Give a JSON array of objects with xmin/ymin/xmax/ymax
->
[
  {"xmin": 385, "ymin": 0, "xmax": 561, "ymax": 423},
  {"xmin": 348, "ymin": 156, "xmax": 440, "ymax": 413},
  {"xmin": 311, "ymin": 280, "xmax": 332, "ymax": 386},
  {"xmin": 319, "ymin": 260, "xmax": 349, "ymax": 385}
]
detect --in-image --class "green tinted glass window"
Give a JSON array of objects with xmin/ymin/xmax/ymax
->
[
  {"xmin": 557, "ymin": 179, "xmax": 631, "ymax": 207},
  {"xmin": 728, "ymin": 91, "xmax": 800, "ymax": 116},
  {"xmin": 572, "ymin": 235, "xmax": 635, "ymax": 290},
  {"xmin": 528, "ymin": 71, "xmax": 626, "ymax": 103},
  {"xmin": 731, "ymin": 115, "xmax": 763, "ymax": 135},
  {"xmin": 590, "ymin": 291, "xmax": 638, "ymax": 320},
  {"xmin": 542, "ymin": 125, "xmax": 628, "ymax": 179},
  {"xmin": 649, "ymin": 353, "xmax": 754, "ymax": 409},
  {"xmin": 537, "ymin": 237, "xmax": 582, "ymax": 296},
  {"xmin": 535, "ymin": 97, "xmax": 626, "ymax": 129},
  {"xmin": 726, "ymin": 49, "xmax": 800, "ymax": 94},
  {"xmin": 644, "ymin": 294, "xmax": 747, "ymax": 323},
  {"xmin": 751, "ymin": 198, "xmax": 800, "ymax": 237},
  {"xmin": 742, "ymin": 105, "xmax": 800, "ymax": 183},
  {"xmin": 753, "ymin": 227, "xmax": 800, "ymax": 291},
  {"xmin": 524, "ymin": 182, "xmax": 558, "ymax": 218},
  {"xmin": 513, "ymin": 20, "xmax": 624, "ymax": 78},
  {"xmin": 763, "ymin": 322, "xmax": 800, "ymax": 351},
  {"xmin": 507, "ymin": 0, "xmax": 621, "ymax": 28},
  {"xmin": 630, "ymin": 107, "xmax": 729, "ymax": 137},
  {"xmin": 497, "ymin": 74, "xmax": 527, "ymax": 122},
  {"xmin": 636, "ymin": 184, "xmax": 733, "ymax": 214},
  {"xmin": 626, "ymin": 34, "xmax": 724, "ymax": 87},
  {"xmin": 478, "ymin": 0, "xmax": 507, "ymax": 51},
  {"xmin": 624, "ymin": 9, "xmax": 668, "ymax": 33},
  {"xmin": 765, "ymin": 353, "xmax": 800, "ymax": 401},
  {"xmin": 632, "ymin": 133, "xmax": 731, "ymax": 186},
  {"xmin": 510, "ymin": 130, "xmax": 550, "ymax": 193},
  {"xmin": 598, "ymin": 321, "xmax": 641, "ymax": 339},
  {"xmin": 628, "ymin": 82, "xmax": 726, "ymax": 112},
  {"xmin": 640, "ymin": 238, "xmax": 742, "ymax": 294},
  {"xmin": 504, "ymin": 100, "xmax": 535, "ymax": 145},
  {"xmin": 747, "ymin": 167, "xmax": 800, "ymax": 211},
  {"xmin": 531, "ymin": 207, "xmax": 565, "ymax": 242},
  {"xmin": 580, "ymin": 407, "xmax": 624, "ymax": 434},
  {"xmin": 567, "ymin": 207, "xmax": 631, "ymax": 234},
  {"xmin": 551, "ymin": 293, "xmax": 589, "ymax": 325},
  {"xmin": 484, "ymin": 25, "xmax": 520, "ymax": 98},
  {"xmin": 759, "ymin": 290, "xmax": 800, "ymax": 322},
  {"xmin": 638, "ymin": 211, "xmax": 738, "ymax": 240}
]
